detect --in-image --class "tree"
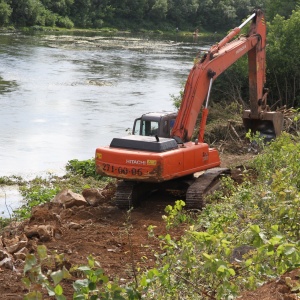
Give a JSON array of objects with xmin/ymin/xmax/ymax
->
[
  {"xmin": 70, "ymin": 0, "xmax": 92, "ymax": 27},
  {"xmin": 0, "ymin": 1, "xmax": 12, "ymax": 26},
  {"xmin": 167, "ymin": 0, "xmax": 199, "ymax": 26},
  {"xmin": 149, "ymin": 0, "xmax": 168, "ymax": 20},
  {"xmin": 265, "ymin": 0, "xmax": 300, "ymax": 21},
  {"xmin": 267, "ymin": 8, "xmax": 300, "ymax": 107},
  {"xmin": 196, "ymin": 0, "xmax": 237, "ymax": 31},
  {"xmin": 8, "ymin": 0, "xmax": 46, "ymax": 26},
  {"xmin": 88, "ymin": 0, "xmax": 115, "ymax": 28},
  {"xmin": 211, "ymin": 57, "xmax": 249, "ymax": 106},
  {"xmin": 40, "ymin": 0, "xmax": 74, "ymax": 16},
  {"xmin": 110, "ymin": 0, "xmax": 148, "ymax": 22},
  {"xmin": 235, "ymin": 0, "xmax": 266, "ymax": 22}
]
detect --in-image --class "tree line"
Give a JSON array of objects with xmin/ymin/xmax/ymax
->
[{"xmin": 0, "ymin": 0, "xmax": 297, "ymax": 31}]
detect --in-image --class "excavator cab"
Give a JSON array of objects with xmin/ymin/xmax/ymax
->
[{"xmin": 132, "ymin": 112, "xmax": 177, "ymax": 138}]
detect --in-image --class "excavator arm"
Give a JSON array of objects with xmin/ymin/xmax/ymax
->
[{"xmin": 171, "ymin": 10, "xmax": 275, "ymax": 143}]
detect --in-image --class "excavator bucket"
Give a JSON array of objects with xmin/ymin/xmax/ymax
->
[{"xmin": 242, "ymin": 110, "xmax": 284, "ymax": 141}]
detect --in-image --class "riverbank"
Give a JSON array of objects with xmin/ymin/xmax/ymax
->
[{"xmin": 0, "ymin": 24, "xmax": 224, "ymax": 41}]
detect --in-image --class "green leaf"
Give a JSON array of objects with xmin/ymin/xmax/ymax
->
[
  {"xmin": 203, "ymin": 253, "xmax": 212, "ymax": 260},
  {"xmin": 228, "ymin": 268, "xmax": 236, "ymax": 276},
  {"xmin": 45, "ymin": 283, "xmax": 55, "ymax": 296},
  {"xmin": 54, "ymin": 284, "xmax": 63, "ymax": 296},
  {"xmin": 73, "ymin": 295, "xmax": 85, "ymax": 300},
  {"xmin": 22, "ymin": 277, "xmax": 31, "ymax": 287},
  {"xmin": 56, "ymin": 295, "xmax": 66, "ymax": 300},
  {"xmin": 101, "ymin": 275, "xmax": 109, "ymax": 284},
  {"xmin": 140, "ymin": 276, "xmax": 147, "ymax": 287},
  {"xmin": 73, "ymin": 278, "xmax": 89, "ymax": 290},
  {"xmin": 77, "ymin": 266, "xmax": 91, "ymax": 272},
  {"xmin": 24, "ymin": 254, "xmax": 37, "ymax": 274},
  {"xmin": 250, "ymin": 225, "xmax": 260, "ymax": 234},
  {"xmin": 24, "ymin": 291, "xmax": 43, "ymax": 300},
  {"xmin": 283, "ymin": 245, "xmax": 296, "ymax": 256},
  {"xmin": 94, "ymin": 268, "xmax": 104, "ymax": 276},
  {"xmin": 51, "ymin": 270, "xmax": 64, "ymax": 286},
  {"xmin": 259, "ymin": 232, "xmax": 267, "ymax": 242},
  {"xmin": 269, "ymin": 236, "xmax": 283, "ymax": 245},
  {"xmin": 62, "ymin": 266, "xmax": 72, "ymax": 279},
  {"xmin": 88, "ymin": 282, "xmax": 97, "ymax": 290},
  {"xmin": 217, "ymin": 265, "xmax": 226, "ymax": 273},
  {"xmin": 37, "ymin": 245, "xmax": 48, "ymax": 260},
  {"xmin": 88, "ymin": 255, "xmax": 95, "ymax": 268}
]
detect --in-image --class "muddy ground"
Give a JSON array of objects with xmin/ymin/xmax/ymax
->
[{"xmin": 0, "ymin": 153, "xmax": 299, "ymax": 300}]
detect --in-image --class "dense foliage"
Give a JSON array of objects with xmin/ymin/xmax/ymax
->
[
  {"xmin": 266, "ymin": 9, "xmax": 300, "ymax": 107},
  {"xmin": 0, "ymin": 0, "xmax": 297, "ymax": 31}
]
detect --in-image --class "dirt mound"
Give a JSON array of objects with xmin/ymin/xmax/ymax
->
[
  {"xmin": 239, "ymin": 268, "xmax": 300, "ymax": 300},
  {"xmin": 0, "ymin": 184, "xmax": 185, "ymax": 299}
]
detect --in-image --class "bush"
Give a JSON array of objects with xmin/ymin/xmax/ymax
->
[
  {"xmin": 139, "ymin": 133, "xmax": 300, "ymax": 299},
  {"xmin": 0, "ymin": 2, "xmax": 12, "ymax": 26},
  {"xmin": 65, "ymin": 158, "xmax": 102, "ymax": 180},
  {"xmin": 56, "ymin": 16, "xmax": 74, "ymax": 29}
]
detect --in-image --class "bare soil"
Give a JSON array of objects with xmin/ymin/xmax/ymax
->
[{"xmin": 0, "ymin": 153, "xmax": 298, "ymax": 300}]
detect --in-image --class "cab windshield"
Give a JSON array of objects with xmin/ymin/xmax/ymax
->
[{"xmin": 142, "ymin": 120, "xmax": 159, "ymax": 136}]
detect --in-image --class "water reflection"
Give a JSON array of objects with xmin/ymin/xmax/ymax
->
[
  {"xmin": 0, "ymin": 185, "xmax": 23, "ymax": 217},
  {"xmin": 0, "ymin": 76, "xmax": 18, "ymax": 93}
]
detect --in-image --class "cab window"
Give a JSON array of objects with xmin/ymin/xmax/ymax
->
[
  {"xmin": 133, "ymin": 118, "xmax": 141, "ymax": 135},
  {"xmin": 142, "ymin": 120, "xmax": 159, "ymax": 136}
]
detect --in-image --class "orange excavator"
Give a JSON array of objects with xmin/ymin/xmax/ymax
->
[{"xmin": 95, "ymin": 9, "xmax": 283, "ymax": 208}]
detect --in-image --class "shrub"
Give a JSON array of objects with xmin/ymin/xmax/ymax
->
[{"xmin": 56, "ymin": 16, "xmax": 74, "ymax": 29}]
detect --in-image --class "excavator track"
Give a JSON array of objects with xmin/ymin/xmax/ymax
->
[
  {"xmin": 115, "ymin": 168, "xmax": 230, "ymax": 209},
  {"xmin": 115, "ymin": 180, "xmax": 156, "ymax": 209},
  {"xmin": 114, "ymin": 181, "xmax": 136, "ymax": 209},
  {"xmin": 185, "ymin": 167, "xmax": 230, "ymax": 209}
]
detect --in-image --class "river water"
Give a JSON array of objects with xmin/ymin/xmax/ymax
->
[{"xmin": 0, "ymin": 31, "xmax": 212, "ymax": 216}]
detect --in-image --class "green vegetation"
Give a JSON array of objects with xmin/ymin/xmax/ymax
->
[
  {"xmin": 20, "ymin": 133, "xmax": 300, "ymax": 299},
  {"xmin": 0, "ymin": 158, "xmax": 110, "ymax": 220},
  {"xmin": 66, "ymin": 159, "xmax": 103, "ymax": 180},
  {"xmin": 23, "ymin": 245, "xmax": 139, "ymax": 300},
  {"xmin": 140, "ymin": 133, "xmax": 300, "ymax": 299},
  {"xmin": 0, "ymin": 0, "xmax": 295, "ymax": 32},
  {"xmin": 267, "ymin": 9, "xmax": 300, "ymax": 106}
]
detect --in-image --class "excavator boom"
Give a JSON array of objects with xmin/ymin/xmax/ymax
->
[{"xmin": 171, "ymin": 9, "xmax": 283, "ymax": 143}]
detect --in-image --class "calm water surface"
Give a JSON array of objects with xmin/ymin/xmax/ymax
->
[{"xmin": 0, "ymin": 31, "xmax": 212, "ymax": 215}]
